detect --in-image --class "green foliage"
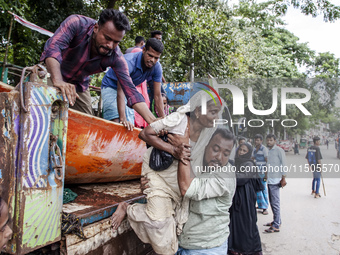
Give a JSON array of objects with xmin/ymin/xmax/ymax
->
[
  {"xmin": 230, "ymin": 1, "xmax": 314, "ymax": 78},
  {"xmin": 219, "ymin": 78, "xmax": 316, "ymax": 138},
  {"xmin": 329, "ymin": 108, "xmax": 340, "ymax": 133},
  {"xmin": 264, "ymin": 0, "xmax": 340, "ymax": 22},
  {"xmin": 309, "ymin": 52, "xmax": 340, "ymax": 78},
  {"xmin": 1, "ymin": 0, "xmax": 340, "ymax": 138},
  {"xmin": 0, "ymin": 0, "xmax": 102, "ymax": 68}
]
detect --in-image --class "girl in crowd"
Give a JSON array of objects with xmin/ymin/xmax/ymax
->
[{"xmin": 152, "ymin": 93, "xmax": 174, "ymax": 118}]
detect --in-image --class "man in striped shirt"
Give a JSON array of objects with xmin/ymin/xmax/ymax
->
[
  {"xmin": 252, "ymin": 134, "xmax": 269, "ymax": 215},
  {"xmin": 40, "ymin": 9, "xmax": 154, "ymax": 124}
]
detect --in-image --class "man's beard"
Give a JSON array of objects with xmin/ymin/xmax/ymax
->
[
  {"xmin": 203, "ymin": 159, "xmax": 222, "ymax": 168},
  {"xmin": 93, "ymin": 36, "xmax": 113, "ymax": 56},
  {"xmin": 96, "ymin": 44, "xmax": 113, "ymax": 56}
]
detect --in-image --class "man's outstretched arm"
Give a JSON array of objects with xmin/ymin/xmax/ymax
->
[{"xmin": 45, "ymin": 57, "xmax": 78, "ymax": 106}]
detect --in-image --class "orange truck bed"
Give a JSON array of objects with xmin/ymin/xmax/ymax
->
[{"xmin": 0, "ymin": 81, "xmax": 147, "ymax": 184}]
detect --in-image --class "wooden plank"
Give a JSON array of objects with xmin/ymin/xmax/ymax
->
[{"xmin": 65, "ymin": 217, "xmax": 152, "ymax": 255}]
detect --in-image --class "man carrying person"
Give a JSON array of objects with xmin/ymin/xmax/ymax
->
[
  {"xmin": 252, "ymin": 134, "xmax": 269, "ymax": 215},
  {"xmin": 40, "ymin": 9, "xmax": 154, "ymax": 124},
  {"xmin": 264, "ymin": 134, "xmax": 287, "ymax": 233},
  {"xmin": 125, "ymin": 36, "xmax": 145, "ymax": 54},
  {"xmin": 101, "ymin": 38, "xmax": 165, "ymax": 128},
  {"xmin": 306, "ymin": 136, "xmax": 323, "ymax": 198}
]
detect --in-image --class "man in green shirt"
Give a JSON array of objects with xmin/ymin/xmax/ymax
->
[{"xmin": 176, "ymin": 128, "xmax": 236, "ymax": 254}]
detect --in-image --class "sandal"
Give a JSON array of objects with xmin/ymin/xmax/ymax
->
[
  {"xmin": 264, "ymin": 222, "xmax": 273, "ymax": 227},
  {"xmin": 262, "ymin": 209, "xmax": 269, "ymax": 215},
  {"xmin": 311, "ymin": 191, "xmax": 315, "ymax": 195},
  {"xmin": 314, "ymin": 193, "xmax": 321, "ymax": 198},
  {"xmin": 265, "ymin": 226, "xmax": 280, "ymax": 233}
]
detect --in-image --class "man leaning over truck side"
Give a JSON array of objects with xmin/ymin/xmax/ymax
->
[{"xmin": 40, "ymin": 9, "xmax": 155, "ymax": 124}]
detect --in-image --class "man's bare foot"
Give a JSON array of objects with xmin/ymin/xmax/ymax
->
[{"xmin": 111, "ymin": 202, "xmax": 129, "ymax": 231}]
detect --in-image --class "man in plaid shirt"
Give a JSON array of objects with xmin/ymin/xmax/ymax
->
[{"xmin": 40, "ymin": 9, "xmax": 155, "ymax": 123}]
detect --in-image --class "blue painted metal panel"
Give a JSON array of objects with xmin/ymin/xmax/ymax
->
[{"xmin": 162, "ymin": 82, "xmax": 219, "ymax": 107}]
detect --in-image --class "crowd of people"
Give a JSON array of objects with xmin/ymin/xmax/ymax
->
[
  {"xmin": 0, "ymin": 7, "xmax": 325, "ymax": 255},
  {"xmin": 38, "ymin": 7, "xmax": 290, "ymax": 254}
]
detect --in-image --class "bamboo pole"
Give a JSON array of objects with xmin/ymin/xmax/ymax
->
[{"xmin": 321, "ymin": 173, "xmax": 326, "ymax": 196}]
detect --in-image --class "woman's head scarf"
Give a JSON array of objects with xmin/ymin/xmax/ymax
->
[{"xmin": 235, "ymin": 143, "xmax": 254, "ymax": 167}]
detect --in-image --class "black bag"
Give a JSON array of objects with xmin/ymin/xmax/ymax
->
[{"xmin": 149, "ymin": 135, "xmax": 174, "ymax": 171}]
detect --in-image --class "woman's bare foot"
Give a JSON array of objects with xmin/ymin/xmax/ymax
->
[{"xmin": 111, "ymin": 202, "xmax": 129, "ymax": 231}]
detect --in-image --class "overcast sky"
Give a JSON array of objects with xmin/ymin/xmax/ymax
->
[
  {"xmin": 282, "ymin": 6, "xmax": 340, "ymax": 59},
  {"xmin": 227, "ymin": 0, "xmax": 340, "ymax": 59}
]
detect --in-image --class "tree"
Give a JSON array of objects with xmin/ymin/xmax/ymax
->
[
  {"xmin": 329, "ymin": 108, "xmax": 340, "ymax": 133},
  {"xmin": 0, "ymin": 0, "xmax": 190, "ymax": 72},
  {"xmin": 232, "ymin": 1, "xmax": 315, "ymax": 78},
  {"xmin": 309, "ymin": 52, "xmax": 340, "ymax": 78},
  {"xmin": 163, "ymin": 1, "xmax": 234, "ymax": 81},
  {"xmin": 258, "ymin": 0, "xmax": 340, "ymax": 22},
  {"xmin": 1, "ymin": 0, "xmax": 339, "ymax": 85},
  {"xmin": 0, "ymin": 0, "xmax": 101, "ymax": 69}
]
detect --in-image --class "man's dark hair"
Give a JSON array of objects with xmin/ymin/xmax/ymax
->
[
  {"xmin": 212, "ymin": 129, "xmax": 236, "ymax": 146},
  {"xmin": 266, "ymin": 134, "xmax": 276, "ymax": 140},
  {"xmin": 145, "ymin": 38, "xmax": 164, "ymax": 53},
  {"xmin": 135, "ymin": 36, "xmax": 145, "ymax": 44},
  {"xmin": 150, "ymin": 30, "xmax": 163, "ymax": 38},
  {"xmin": 98, "ymin": 9, "xmax": 131, "ymax": 31},
  {"xmin": 238, "ymin": 136, "xmax": 246, "ymax": 143},
  {"xmin": 254, "ymin": 134, "xmax": 263, "ymax": 141},
  {"xmin": 313, "ymin": 136, "xmax": 321, "ymax": 143}
]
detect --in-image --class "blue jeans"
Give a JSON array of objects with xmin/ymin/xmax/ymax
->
[
  {"xmin": 176, "ymin": 239, "xmax": 228, "ymax": 255},
  {"xmin": 268, "ymin": 184, "xmax": 281, "ymax": 229},
  {"xmin": 312, "ymin": 178, "xmax": 320, "ymax": 194},
  {"xmin": 256, "ymin": 173, "xmax": 269, "ymax": 210},
  {"xmin": 102, "ymin": 86, "xmax": 134, "ymax": 123}
]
